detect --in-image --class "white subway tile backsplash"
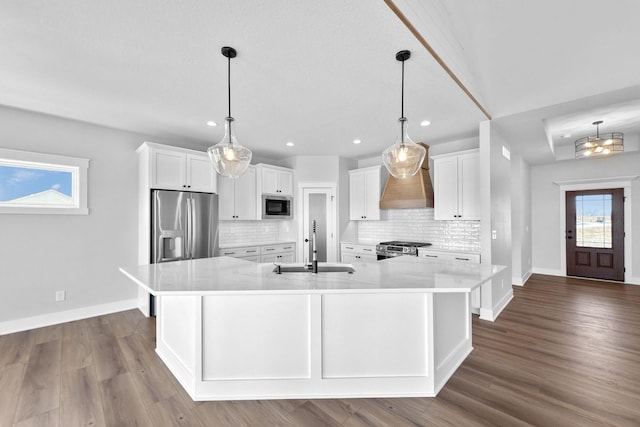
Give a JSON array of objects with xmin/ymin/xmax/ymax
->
[
  {"xmin": 357, "ymin": 209, "xmax": 480, "ymax": 251},
  {"xmin": 219, "ymin": 221, "xmax": 280, "ymax": 246}
]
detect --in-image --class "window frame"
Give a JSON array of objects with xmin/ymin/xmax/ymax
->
[{"xmin": 0, "ymin": 148, "xmax": 89, "ymax": 215}]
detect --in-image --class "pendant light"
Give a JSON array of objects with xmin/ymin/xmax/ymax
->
[
  {"xmin": 575, "ymin": 120, "xmax": 624, "ymax": 158},
  {"xmin": 382, "ymin": 50, "xmax": 426, "ymax": 179},
  {"xmin": 208, "ymin": 46, "xmax": 252, "ymax": 178}
]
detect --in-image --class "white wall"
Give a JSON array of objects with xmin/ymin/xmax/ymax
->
[
  {"xmin": 0, "ymin": 106, "xmax": 164, "ymax": 332},
  {"xmin": 479, "ymin": 121, "xmax": 513, "ymax": 321},
  {"xmin": 511, "ymin": 154, "xmax": 532, "ymax": 285},
  {"xmin": 531, "ymin": 151, "xmax": 640, "ymax": 283}
]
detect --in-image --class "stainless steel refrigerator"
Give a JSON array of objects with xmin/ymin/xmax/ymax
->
[{"xmin": 150, "ymin": 189, "xmax": 218, "ymax": 314}]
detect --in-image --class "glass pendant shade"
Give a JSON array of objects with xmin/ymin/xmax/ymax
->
[
  {"xmin": 382, "ymin": 117, "xmax": 426, "ymax": 178},
  {"xmin": 208, "ymin": 117, "xmax": 252, "ymax": 178}
]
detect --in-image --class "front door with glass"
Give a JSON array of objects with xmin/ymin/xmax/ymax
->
[{"xmin": 566, "ymin": 188, "xmax": 624, "ymax": 281}]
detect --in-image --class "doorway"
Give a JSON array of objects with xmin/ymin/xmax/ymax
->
[
  {"xmin": 565, "ymin": 188, "xmax": 624, "ymax": 281},
  {"xmin": 299, "ymin": 183, "xmax": 337, "ymax": 263}
]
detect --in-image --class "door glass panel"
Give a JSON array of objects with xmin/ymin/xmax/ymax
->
[
  {"xmin": 575, "ymin": 194, "xmax": 612, "ymax": 248},
  {"xmin": 308, "ymin": 193, "xmax": 327, "ymax": 262}
]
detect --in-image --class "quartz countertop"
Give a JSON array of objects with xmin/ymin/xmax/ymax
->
[
  {"xmin": 339, "ymin": 240, "xmax": 378, "ymax": 246},
  {"xmin": 120, "ymin": 256, "xmax": 504, "ymax": 296}
]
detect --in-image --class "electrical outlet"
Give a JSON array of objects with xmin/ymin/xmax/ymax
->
[
  {"xmin": 501, "ymin": 279, "xmax": 504, "ymax": 288},
  {"xmin": 55, "ymin": 290, "xmax": 66, "ymax": 302}
]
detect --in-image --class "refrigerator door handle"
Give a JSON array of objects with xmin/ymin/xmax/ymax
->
[
  {"xmin": 190, "ymin": 197, "xmax": 197, "ymax": 259},
  {"xmin": 185, "ymin": 196, "xmax": 192, "ymax": 259}
]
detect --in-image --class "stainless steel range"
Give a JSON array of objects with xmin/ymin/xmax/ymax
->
[{"xmin": 376, "ymin": 241, "xmax": 432, "ymax": 260}]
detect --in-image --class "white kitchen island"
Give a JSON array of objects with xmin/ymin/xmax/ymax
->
[{"xmin": 119, "ymin": 256, "xmax": 503, "ymax": 401}]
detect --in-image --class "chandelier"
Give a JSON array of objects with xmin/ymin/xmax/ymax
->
[{"xmin": 575, "ymin": 120, "xmax": 624, "ymax": 158}]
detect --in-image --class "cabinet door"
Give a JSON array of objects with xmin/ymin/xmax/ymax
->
[
  {"xmin": 278, "ymin": 170, "xmax": 293, "ymax": 196},
  {"xmin": 186, "ymin": 154, "xmax": 217, "ymax": 193},
  {"xmin": 349, "ymin": 171, "xmax": 365, "ymax": 220},
  {"xmin": 278, "ymin": 252, "xmax": 295, "ymax": 263},
  {"xmin": 434, "ymin": 157, "xmax": 459, "ymax": 220},
  {"xmin": 363, "ymin": 167, "xmax": 381, "ymax": 220},
  {"xmin": 217, "ymin": 176, "xmax": 236, "ymax": 220},
  {"xmin": 151, "ymin": 149, "xmax": 186, "ymax": 190},
  {"xmin": 341, "ymin": 252, "xmax": 360, "ymax": 264},
  {"xmin": 458, "ymin": 153, "xmax": 481, "ymax": 220},
  {"xmin": 234, "ymin": 167, "xmax": 257, "ymax": 220},
  {"xmin": 261, "ymin": 168, "xmax": 280, "ymax": 194}
]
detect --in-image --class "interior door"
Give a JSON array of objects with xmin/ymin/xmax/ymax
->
[{"xmin": 566, "ymin": 189, "xmax": 624, "ymax": 281}]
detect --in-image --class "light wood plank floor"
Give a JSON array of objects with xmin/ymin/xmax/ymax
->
[{"xmin": 2, "ymin": 274, "xmax": 639, "ymax": 426}]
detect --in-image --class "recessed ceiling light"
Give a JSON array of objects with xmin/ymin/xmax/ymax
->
[
  {"xmin": 353, "ymin": 139, "xmax": 362, "ymax": 144},
  {"xmin": 206, "ymin": 120, "xmax": 218, "ymax": 127},
  {"xmin": 286, "ymin": 141, "xmax": 294, "ymax": 147},
  {"xmin": 561, "ymin": 133, "xmax": 571, "ymax": 138},
  {"xmin": 420, "ymin": 120, "xmax": 431, "ymax": 127}
]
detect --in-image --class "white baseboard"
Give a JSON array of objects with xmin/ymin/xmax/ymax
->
[
  {"xmin": 531, "ymin": 267, "xmax": 564, "ymax": 276},
  {"xmin": 479, "ymin": 289, "xmax": 513, "ymax": 322},
  {"xmin": 0, "ymin": 298, "xmax": 138, "ymax": 335},
  {"xmin": 512, "ymin": 270, "xmax": 532, "ymax": 286},
  {"xmin": 628, "ymin": 276, "xmax": 640, "ymax": 285}
]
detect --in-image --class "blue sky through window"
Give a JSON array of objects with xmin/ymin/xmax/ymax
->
[{"xmin": 0, "ymin": 165, "xmax": 72, "ymax": 202}]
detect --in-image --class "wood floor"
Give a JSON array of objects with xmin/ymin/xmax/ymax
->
[{"xmin": 1, "ymin": 274, "xmax": 639, "ymax": 426}]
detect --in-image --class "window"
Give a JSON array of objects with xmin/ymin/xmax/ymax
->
[{"xmin": 0, "ymin": 148, "xmax": 89, "ymax": 215}]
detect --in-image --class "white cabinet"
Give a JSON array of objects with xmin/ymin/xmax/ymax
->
[
  {"xmin": 257, "ymin": 164, "xmax": 294, "ymax": 196},
  {"xmin": 146, "ymin": 143, "xmax": 217, "ymax": 193},
  {"xmin": 260, "ymin": 243, "xmax": 296, "ymax": 263},
  {"xmin": 218, "ymin": 242, "xmax": 296, "ymax": 263},
  {"xmin": 218, "ymin": 166, "xmax": 257, "ymax": 220},
  {"xmin": 418, "ymin": 248, "xmax": 481, "ymax": 263},
  {"xmin": 349, "ymin": 166, "xmax": 383, "ymax": 220},
  {"xmin": 217, "ymin": 246, "xmax": 260, "ymax": 262},
  {"xmin": 341, "ymin": 243, "xmax": 377, "ymax": 263},
  {"xmin": 433, "ymin": 150, "xmax": 480, "ymax": 220}
]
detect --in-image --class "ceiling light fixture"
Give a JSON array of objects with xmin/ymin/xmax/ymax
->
[
  {"xmin": 382, "ymin": 50, "xmax": 426, "ymax": 179},
  {"xmin": 286, "ymin": 141, "xmax": 294, "ymax": 147},
  {"xmin": 353, "ymin": 139, "xmax": 362, "ymax": 144},
  {"xmin": 206, "ymin": 120, "xmax": 218, "ymax": 127},
  {"xmin": 575, "ymin": 120, "xmax": 623, "ymax": 158},
  {"xmin": 207, "ymin": 46, "xmax": 252, "ymax": 178},
  {"xmin": 420, "ymin": 120, "xmax": 431, "ymax": 127}
]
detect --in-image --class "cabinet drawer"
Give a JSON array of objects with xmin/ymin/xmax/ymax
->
[
  {"xmin": 261, "ymin": 243, "xmax": 295, "ymax": 255},
  {"xmin": 418, "ymin": 249, "xmax": 480, "ymax": 263},
  {"xmin": 341, "ymin": 244, "xmax": 376, "ymax": 255},
  {"xmin": 218, "ymin": 247, "xmax": 260, "ymax": 257}
]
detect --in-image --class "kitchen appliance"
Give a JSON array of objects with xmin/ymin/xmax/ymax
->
[
  {"xmin": 151, "ymin": 189, "xmax": 218, "ymax": 313},
  {"xmin": 262, "ymin": 194, "xmax": 293, "ymax": 219},
  {"xmin": 376, "ymin": 240, "xmax": 432, "ymax": 260}
]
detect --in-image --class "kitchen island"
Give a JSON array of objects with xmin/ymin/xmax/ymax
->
[{"xmin": 119, "ymin": 256, "xmax": 503, "ymax": 401}]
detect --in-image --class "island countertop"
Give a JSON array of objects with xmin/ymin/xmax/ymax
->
[{"xmin": 120, "ymin": 256, "xmax": 504, "ymax": 296}]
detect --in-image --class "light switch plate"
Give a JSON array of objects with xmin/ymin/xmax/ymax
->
[{"xmin": 492, "ymin": 230, "xmax": 497, "ymax": 240}]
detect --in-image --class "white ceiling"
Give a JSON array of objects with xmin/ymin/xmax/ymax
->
[{"xmin": 2, "ymin": 0, "xmax": 640, "ymax": 165}]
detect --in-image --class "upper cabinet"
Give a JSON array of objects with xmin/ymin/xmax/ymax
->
[
  {"xmin": 256, "ymin": 164, "xmax": 293, "ymax": 195},
  {"xmin": 142, "ymin": 142, "xmax": 217, "ymax": 193},
  {"xmin": 218, "ymin": 165, "xmax": 257, "ymax": 220},
  {"xmin": 433, "ymin": 149, "xmax": 480, "ymax": 221},
  {"xmin": 349, "ymin": 165, "xmax": 383, "ymax": 220}
]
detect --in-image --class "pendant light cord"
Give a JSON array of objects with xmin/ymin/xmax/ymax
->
[
  {"xmin": 227, "ymin": 54, "xmax": 231, "ymax": 120},
  {"xmin": 400, "ymin": 58, "xmax": 405, "ymax": 119}
]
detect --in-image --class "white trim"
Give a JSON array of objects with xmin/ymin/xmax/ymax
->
[
  {"xmin": 0, "ymin": 147, "xmax": 90, "ymax": 215},
  {"xmin": 0, "ymin": 298, "xmax": 138, "ymax": 335},
  {"xmin": 512, "ymin": 270, "xmax": 532, "ymax": 286},
  {"xmin": 532, "ymin": 267, "xmax": 565, "ymax": 276},
  {"xmin": 557, "ymin": 179, "xmax": 633, "ymax": 282},
  {"xmin": 479, "ymin": 288, "xmax": 513, "ymax": 322},
  {"xmin": 297, "ymin": 182, "xmax": 338, "ymax": 263}
]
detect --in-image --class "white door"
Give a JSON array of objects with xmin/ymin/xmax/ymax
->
[{"xmin": 300, "ymin": 186, "xmax": 337, "ymax": 263}]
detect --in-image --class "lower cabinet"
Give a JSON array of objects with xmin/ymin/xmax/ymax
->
[
  {"xmin": 218, "ymin": 243, "xmax": 296, "ymax": 263},
  {"xmin": 260, "ymin": 243, "xmax": 296, "ymax": 263},
  {"xmin": 341, "ymin": 243, "xmax": 377, "ymax": 263}
]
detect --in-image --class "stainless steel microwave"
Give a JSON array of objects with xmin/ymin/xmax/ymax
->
[{"xmin": 262, "ymin": 195, "xmax": 293, "ymax": 219}]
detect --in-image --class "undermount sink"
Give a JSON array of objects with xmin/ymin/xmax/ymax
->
[{"xmin": 273, "ymin": 263, "xmax": 355, "ymax": 274}]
